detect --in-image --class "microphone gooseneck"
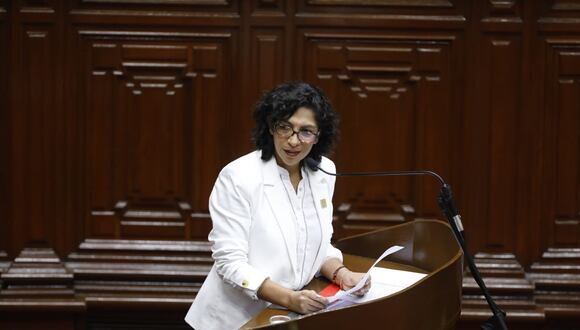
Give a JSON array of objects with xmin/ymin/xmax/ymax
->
[{"xmin": 306, "ymin": 158, "xmax": 445, "ymax": 186}]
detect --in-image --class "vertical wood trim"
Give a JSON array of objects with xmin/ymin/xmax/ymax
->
[
  {"xmin": 485, "ymin": 37, "xmax": 520, "ymax": 249},
  {"xmin": 0, "ymin": 3, "xmax": 9, "ymax": 255},
  {"xmin": 251, "ymin": 29, "xmax": 284, "ymax": 95},
  {"xmin": 9, "ymin": 1, "xmax": 70, "ymax": 255},
  {"xmin": 554, "ymin": 78, "xmax": 579, "ymax": 219}
]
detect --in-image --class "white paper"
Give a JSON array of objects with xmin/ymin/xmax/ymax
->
[
  {"xmin": 338, "ymin": 267, "xmax": 427, "ymax": 304},
  {"xmin": 324, "ymin": 267, "xmax": 427, "ymax": 312},
  {"xmin": 327, "ymin": 245, "xmax": 404, "ymax": 303}
]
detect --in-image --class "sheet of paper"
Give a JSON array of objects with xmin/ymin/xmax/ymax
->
[
  {"xmin": 326, "ymin": 245, "xmax": 404, "ymax": 303},
  {"xmin": 324, "ymin": 267, "xmax": 427, "ymax": 312},
  {"xmin": 338, "ymin": 267, "xmax": 427, "ymax": 304}
]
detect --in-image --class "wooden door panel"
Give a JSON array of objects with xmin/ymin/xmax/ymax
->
[{"xmin": 78, "ymin": 30, "xmax": 236, "ymax": 240}]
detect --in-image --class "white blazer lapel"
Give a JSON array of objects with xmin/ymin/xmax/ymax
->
[{"xmin": 262, "ymin": 158, "xmax": 298, "ymax": 275}]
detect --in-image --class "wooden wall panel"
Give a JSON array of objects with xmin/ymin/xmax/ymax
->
[
  {"xmin": 299, "ymin": 31, "xmax": 461, "ymax": 225},
  {"xmin": 458, "ymin": 0, "xmax": 529, "ymax": 258},
  {"xmin": 298, "ymin": 0, "xmax": 460, "ymax": 15},
  {"xmin": 17, "ymin": 0, "xmax": 58, "ymax": 9},
  {"xmin": 79, "ymin": 0, "xmax": 229, "ymax": 4},
  {"xmin": 480, "ymin": 0, "xmax": 523, "ymax": 254},
  {"xmin": 543, "ymin": 39, "xmax": 580, "ymax": 247},
  {"xmin": 68, "ymin": 0, "xmax": 240, "ymax": 27},
  {"xmin": 72, "ymin": 0, "xmax": 237, "ymax": 12},
  {"xmin": 528, "ymin": 5, "xmax": 580, "ymax": 325},
  {"xmin": 484, "ymin": 37, "xmax": 520, "ymax": 250},
  {"xmin": 75, "ymin": 30, "xmax": 236, "ymax": 241},
  {"xmin": 230, "ymin": 1, "xmax": 291, "ymax": 159},
  {"xmin": 0, "ymin": 1, "xmax": 8, "ymax": 255},
  {"xmin": 1, "ymin": 1, "xmax": 580, "ymax": 328},
  {"xmin": 554, "ymin": 77, "xmax": 579, "ymax": 222},
  {"xmin": 250, "ymin": 0, "xmax": 286, "ymax": 16},
  {"xmin": 17, "ymin": 27, "xmax": 57, "ymax": 242},
  {"xmin": 467, "ymin": 17, "xmax": 523, "ymax": 252},
  {"xmin": 295, "ymin": 0, "xmax": 468, "ymax": 29},
  {"xmin": 9, "ymin": 2, "xmax": 66, "ymax": 256},
  {"xmin": 413, "ymin": 43, "xmax": 457, "ymax": 217},
  {"xmin": 250, "ymin": 29, "xmax": 284, "ymax": 96}
]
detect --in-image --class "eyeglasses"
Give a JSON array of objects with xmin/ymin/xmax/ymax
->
[{"xmin": 273, "ymin": 122, "xmax": 319, "ymax": 144}]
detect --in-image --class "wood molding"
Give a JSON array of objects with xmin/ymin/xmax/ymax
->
[
  {"xmin": 81, "ymin": 0, "xmax": 229, "ymax": 4},
  {"xmin": 530, "ymin": 248, "xmax": 580, "ymax": 326},
  {"xmin": 1, "ymin": 2, "xmax": 579, "ymax": 328},
  {"xmin": 299, "ymin": 30, "xmax": 461, "ymax": 218},
  {"xmin": 459, "ymin": 253, "xmax": 545, "ymax": 330},
  {"xmin": 75, "ymin": 29, "xmax": 235, "ymax": 241}
]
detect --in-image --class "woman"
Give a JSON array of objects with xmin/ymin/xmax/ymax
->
[{"xmin": 185, "ymin": 82, "xmax": 370, "ymax": 330}]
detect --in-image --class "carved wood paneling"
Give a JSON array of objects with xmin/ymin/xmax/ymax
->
[
  {"xmin": 0, "ymin": 3, "xmax": 8, "ymax": 255},
  {"xmin": 471, "ymin": 36, "xmax": 521, "ymax": 251},
  {"xmin": 457, "ymin": 253, "xmax": 546, "ymax": 330},
  {"xmin": 251, "ymin": 0, "xmax": 286, "ymax": 16},
  {"xmin": 459, "ymin": 253, "xmax": 544, "ymax": 330},
  {"xmin": 543, "ymin": 39, "xmax": 580, "ymax": 248},
  {"xmin": 0, "ymin": 247, "xmax": 83, "ymax": 330},
  {"xmin": 302, "ymin": 0, "xmax": 455, "ymax": 9},
  {"xmin": 529, "ymin": 248, "xmax": 580, "ymax": 327},
  {"xmin": 10, "ymin": 23, "xmax": 63, "ymax": 256},
  {"xmin": 250, "ymin": 28, "xmax": 284, "ymax": 96},
  {"xmin": 80, "ymin": 0, "xmax": 229, "ymax": 4},
  {"xmin": 479, "ymin": 0, "xmax": 523, "ymax": 32},
  {"xmin": 76, "ymin": 30, "xmax": 235, "ymax": 241},
  {"xmin": 543, "ymin": 0, "xmax": 580, "ymax": 13},
  {"xmin": 65, "ymin": 238, "xmax": 211, "ymax": 330},
  {"xmin": 538, "ymin": 0, "xmax": 580, "ymax": 32},
  {"xmin": 2, "ymin": 1, "xmax": 580, "ymax": 328},
  {"xmin": 69, "ymin": 0, "xmax": 239, "ymax": 18},
  {"xmin": 299, "ymin": 31, "xmax": 461, "ymax": 224},
  {"xmin": 17, "ymin": 0, "xmax": 57, "ymax": 10},
  {"xmin": 296, "ymin": 0, "xmax": 467, "ymax": 29},
  {"xmin": 75, "ymin": 0, "xmax": 233, "ymax": 8},
  {"xmin": 68, "ymin": 0, "xmax": 240, "ymax": 28},
  {"xmin": 457, "ymin": 0, "xmax": 527, "ymax": 258}
]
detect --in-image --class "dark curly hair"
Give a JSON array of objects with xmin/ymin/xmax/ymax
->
[
  {"xmin": 253, "ymin": 81, "xmax": 338, "ymax": 162},
  {"xmin": 252, "ymin": 81, "xmax": 338, "ymax": 163}
]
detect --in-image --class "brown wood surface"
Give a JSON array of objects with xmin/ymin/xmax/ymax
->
[
  {"xmin": 241, "ymin": 254, "xmax": 429, "ymax": 329},
  {"xmin": 3, "ymin": 0, "xmax": 579, "ymax": 269}
]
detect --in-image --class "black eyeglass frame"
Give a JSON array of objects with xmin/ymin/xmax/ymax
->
[{"xmin": 272, "ymin": 122, "xmax": 320, "ymax": 144}]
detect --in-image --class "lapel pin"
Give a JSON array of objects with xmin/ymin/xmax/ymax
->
[{"xmin": 320, "ymin": 199, "xmax": 327, "ymax": 209}]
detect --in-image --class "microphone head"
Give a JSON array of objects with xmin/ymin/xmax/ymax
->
[{"xmin": 304, "ymin": 157, "xmax": 320, "ymax": 171}]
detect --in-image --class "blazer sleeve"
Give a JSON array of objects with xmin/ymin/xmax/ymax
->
[{"xmin": 208, "ymin": 167, "xmax": 268, "ymax": 299}]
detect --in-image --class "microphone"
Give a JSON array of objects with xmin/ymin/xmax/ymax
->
[{"xmin": 306, "ymin": 157, "xmax": 508, "ymax": 330}]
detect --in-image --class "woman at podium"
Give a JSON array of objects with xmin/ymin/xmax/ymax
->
[{"xmin": 185, "ymin": 82, "xmax": 370, "ymax": 330}]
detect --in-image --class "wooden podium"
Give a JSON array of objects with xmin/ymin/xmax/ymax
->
[{"xmin": 242, "ymin": 219, "xmax": 463, "ymax": 330}]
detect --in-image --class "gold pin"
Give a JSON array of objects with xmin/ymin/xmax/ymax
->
[{"xmin": 320, "ymin": 199, "xmax": 327, "ymax": 209}]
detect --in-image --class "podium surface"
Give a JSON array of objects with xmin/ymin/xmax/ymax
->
[{"xmin": 242, "ymin": 219, "xmax": 463, "ymax": 330}]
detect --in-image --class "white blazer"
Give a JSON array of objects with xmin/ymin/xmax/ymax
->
[{"xmin": 185, "ymin": 150, "xmax": 342, "ymax": 330}]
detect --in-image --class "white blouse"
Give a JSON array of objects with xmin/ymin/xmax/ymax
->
[{"xmin": 277, "ymin": 165, "xmax": 323, "ymax": 289}]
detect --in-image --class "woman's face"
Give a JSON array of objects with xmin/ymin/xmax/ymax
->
[{"xmin": 271, "ymin": 107, "xmax": 318, "ymax": 173}]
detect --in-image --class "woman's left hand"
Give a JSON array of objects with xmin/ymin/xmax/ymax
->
[{"xmin": 337, "ymin": 269, "xmax": 371, "ymax": 296}]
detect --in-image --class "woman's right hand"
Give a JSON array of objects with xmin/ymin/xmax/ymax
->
[{"xmin": 287, "ymin": 290, "xmax": 328, "ymax": 314}]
